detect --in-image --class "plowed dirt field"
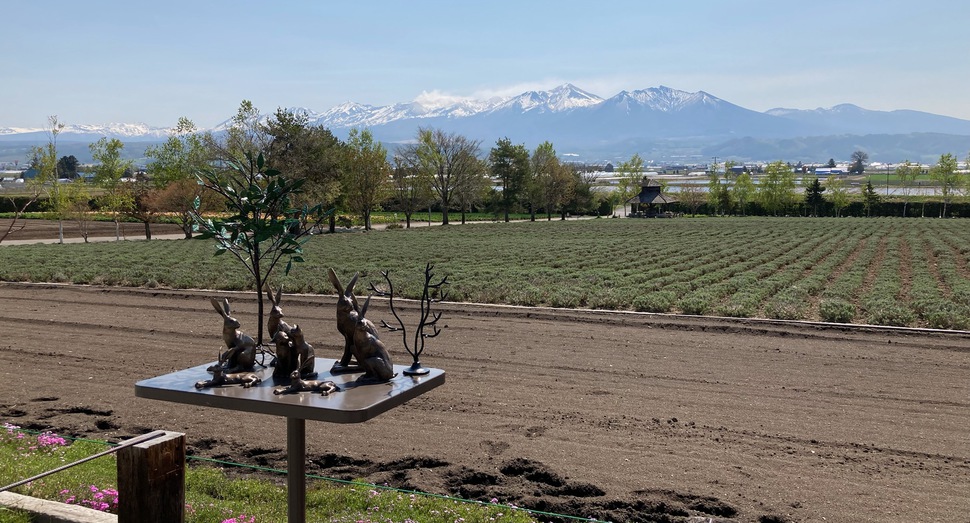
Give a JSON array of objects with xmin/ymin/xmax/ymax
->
[{"xmin": 1, "ymin": 282, "xmax": 967, "ymax": 522}]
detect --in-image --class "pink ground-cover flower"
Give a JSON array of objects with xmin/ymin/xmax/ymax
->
[
  {"xmin": 60, "ymin": 485, "xmax": 120, "ymax": 513},
  {"xmin": 37, "ymin": 432, "xmax": 67, "ymax": 447}
]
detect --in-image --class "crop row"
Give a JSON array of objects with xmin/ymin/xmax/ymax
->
[{"xmin": 3, "ymin": 218, "xmax": 970, "ymax": 329}]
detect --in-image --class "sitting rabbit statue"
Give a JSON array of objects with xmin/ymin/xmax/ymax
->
[
  {"xmin": 328, "ymin": 268, "xmax": 378, "ymax": 372},
  {"xmin": 352, "ymin": 296, "xmax": 395, "ymax": 383},
  {"xmin": 273, "ymin": 356, "xmax": 339, "ymax": 396},
  {"xmin": 265, "ymin": 284, "xmax": 292, "ymax": 341},
  {"xmin": 271, "ymin": 330, "xmax": 293, "ymax": 380},
  {"xmin": 272, "ymin": 325, "xmax": 316, "ymax": 379},
  {"xmin": 289, "ymin": 324, "xmax": 317, "ymax": 378},
  {"xmin": 210, "ymin": 297, "xmax": 256, "ymax": 373},
  {"xmin": 196, "ymin": 352, "xmax": 261, "ymax": 389}
]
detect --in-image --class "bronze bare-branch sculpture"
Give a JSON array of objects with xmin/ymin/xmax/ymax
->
[
  {"xmin": 328, "ymin": 268, "xmax": 378, "ymax": 373},
  {"xmin": 209, "ymin": 297, "xmax": 257, "ymax": 373},
  {"xmin": 369, "ymin": 263, "xmax": 448, "ymax": 376},
  {"xmin": 273, "ymin": 356, "xmax": 339, "ymax": 395}
]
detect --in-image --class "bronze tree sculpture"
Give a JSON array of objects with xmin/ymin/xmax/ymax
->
[{"xmin": 369, "ymin": 263, "xmax": 448, "ymax": 376}]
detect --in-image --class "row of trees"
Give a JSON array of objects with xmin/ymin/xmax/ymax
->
[
  {"xmin": 605, "ymin": 153, "xmax": 967, "ymax": 219},
  {"xmin": 148, "ymin": 103, "xmax": 602, "ymax": 232},
  {"xmin": 6, "ymin": 103, "xmax": 608, "ymax": 245}
]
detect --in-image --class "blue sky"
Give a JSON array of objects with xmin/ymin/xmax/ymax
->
[{"xmin": 5, "ymin": 0, "xmax": 969, "ymax": 128}]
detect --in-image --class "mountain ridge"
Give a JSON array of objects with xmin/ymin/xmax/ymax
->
[{"xmin": 3, "ymin": 84, "xmax": 969, "ymax": 163}]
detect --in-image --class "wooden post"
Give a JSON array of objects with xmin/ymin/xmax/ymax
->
[{"xmin": 117, "ymin": 431, "xmax": 185, "ymax": 523}]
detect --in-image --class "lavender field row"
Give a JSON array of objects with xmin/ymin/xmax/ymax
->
[{"xmin": 2, "ymin": 217, "xmax": 970, "ymax": 329}]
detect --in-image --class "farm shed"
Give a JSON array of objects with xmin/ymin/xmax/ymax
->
[{"xmin": 631, "ymin": 177, "xmax": 678, "ymax": 217}]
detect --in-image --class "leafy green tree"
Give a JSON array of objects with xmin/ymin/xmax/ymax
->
[
  {"xmin": 678, "ymin": 183, "xmax": 705, "ymax": 215},
  {"xmin": 31, "ymin": 116, "xmax": 69, "ymax": 243},
  {"xmin": 528, "ymin": 141, "xmax": 574, "ymax": 221},
  {"xmin": 706, "ymin": 162, "xmax": 733, "ymax": 216},
  {"xmin": 825, "ymin": 175, "xmax": 850, "ymax": 217},
  {"xmin": 145, "ymin": 117, "xmax": 213, "ymax": 238},
  {"xmin": 262, "ymin": 109, "xmax": 345, "ymax": 231},
  {"xmin": 616, "ymin": 153, "xmax": 644, "ymax": 216},
  {"xmin": 341, "ymin": 128, "xmax": 391, "ymax": 230},
  {"xmin": 545, "ymin": 159, "xmax": 576, "ymax": 220},
  {"xmin": 757, "ymin": 161, "xmax": 798, "ymax": 215},
  {"xmin": 565, "ymin": 169, "xmax": 597, "ymax": 217},
  {"xmin": 205, "ymin": 100, "xmax": 270, "ymax": 164},
  {"xmin": 489, "ymin": 137, "xmax": 530, "ymax": 222},
  {"xmin": 804, "ymin": 177, "xmax": 826, "ymax": 216},
  {"xmin": 56, "ymin": 155, "xmax": 79, "ymax": 179},
  {"xmin": 452, "ymin": 157, "xmax": 490, "ymax": 224},
  {"xmin": 89, "ymin": 137, "xmax": 134, "ymax": 240},
  {"xmin": 524, "ymin": 141, "xmax": 555, "ymax": 221},
  {"xmin": 862, "ymin": 180, "xmax": 881, "ymax": 217},
  {"xmin": 64, "ymin": 180, "xmax": 93, "ymax": 242},
  {"xmin": 404, "ymin": 128, "xmax": 480, "ymax": 225},
  {"xmin": 930, "ymin": 153, "xmax": 960, "ymax": 218},
  {"xmin": 894, "ymin": 160, "xmax": 920, "ymax": 217},
  {"xmin": 390, "ymin": 151, "xmax": 433, "ymax": 228},
  {"xmin": 731, "ymin": 172, "xmax": 755, "ymax": 216},
  {"xmin": 850, "ymin": 150, "xmax": 869, "ymax": 174},
  {"xmin": 191, "ymin": 152, "xmax": 330, "ymax": 345}
]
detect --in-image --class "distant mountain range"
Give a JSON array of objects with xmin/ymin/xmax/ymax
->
[{"xmin": 3, "ymin": 84, "xmax": 969, "ymax": 164}]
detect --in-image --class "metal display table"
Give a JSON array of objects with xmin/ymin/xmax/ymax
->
[{"xmin": 135, "ymin": 358, "xmax": 444, "ymax": 523}]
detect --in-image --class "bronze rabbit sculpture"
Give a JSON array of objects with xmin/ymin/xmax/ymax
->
[
  {"xmin": 210, "ymin": 297, "xmax": 256, "ymax": 373},
  {"xmin": 272, "ymin": 324, "xmax": 316, "ymax": 380},
  {"xmin": 265, "ymin": 284, "xmax": 292, "ymax": 341},
  {"xmin": 273, "ymin": 356, "xmax": 339, "ymax": 396},
  {"xmin": 328, "ymin": 268, "xmax": 378, "ymax": 372},
  {"xmin": 352, "ymin": 296, "xmax": 395, "ymax": 382},
  {"xmin": 196, "ymin": 351, "xmax": 261, "ymax": 389}
]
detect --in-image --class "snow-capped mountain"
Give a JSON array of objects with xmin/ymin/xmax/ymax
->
[
  {"xmin": 487, "ymin": 83, "xmax": 603, "ymax": 114},
  {"xmin": 3, "ymin": 84, "xmax": 970, "ymax": 163},
  {"xmin": 0, "ymin": 122, "xmax": 171, "ymax": 142}
]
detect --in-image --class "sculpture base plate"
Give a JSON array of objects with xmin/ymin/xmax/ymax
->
[{"xmin": 403, "ymin": 363, "xmax": 431, "ymax": 376}]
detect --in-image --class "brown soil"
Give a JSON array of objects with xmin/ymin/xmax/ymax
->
[{"xmin": 1, "ymin": 283, "xmax": 968, "ymax": 522}]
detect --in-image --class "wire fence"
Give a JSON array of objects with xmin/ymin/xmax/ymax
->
[{"xmin": 1, "ymin": 426, "xmax": 595, "ymax": 522}]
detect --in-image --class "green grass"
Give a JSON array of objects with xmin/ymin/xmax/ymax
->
[
  {"xmin": 2, "ymin": 216, "xmax": 970, "ymax": 329},
  {"xmin": 0, "ymin": 425, "xmax": 536, "ymax": 523}
]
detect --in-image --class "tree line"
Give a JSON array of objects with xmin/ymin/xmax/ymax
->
[
  {"xmin": 6, "ymin": 102, "xmax": 606, "ymax": 243},
  {"xmin": 611, "ymin": 153, "xmax": 970, "ymax": 219}
]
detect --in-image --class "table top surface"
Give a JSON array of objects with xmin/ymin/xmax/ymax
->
[{"xmin": 135, "ymin": 358, "xmax": 445, "ymax": 424}]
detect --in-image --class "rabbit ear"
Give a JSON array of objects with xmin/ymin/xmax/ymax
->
[
  {"xmin": 347, "ymin": 273, "xmax": 359, "ymax": 296},
  {"xmin": 350, "ymin": 294, "xmax": 361, "ymax": 313},
  {"xmin": 264, "ymin": 284, "xmax": 275, "ymax": 305},
  {"xmin": 211, "ymin": 297, "xmax": 228, "ymax": 318},
  {"xmin": 359, "ymin": 295, "xmax": 371, "ymax": 319},
  {"xmin": 222, "ymin": 298, "xmax": 231, "ymax": 316},
  {"xmin": 327, "ymin": 268, "xmax": 343, "ymax": 295},
  {"xmin": 275, "ymin": 285, "xmax": 283, "ymax": 304}
]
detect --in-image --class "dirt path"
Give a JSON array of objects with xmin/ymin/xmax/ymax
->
[
  {"xmin": 0, "ymin": 219, "xmax": 187, "ymax": 244},
  {"xmin": 0, "ymin": 283, "xmax": 968, "ymax": 522}
]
